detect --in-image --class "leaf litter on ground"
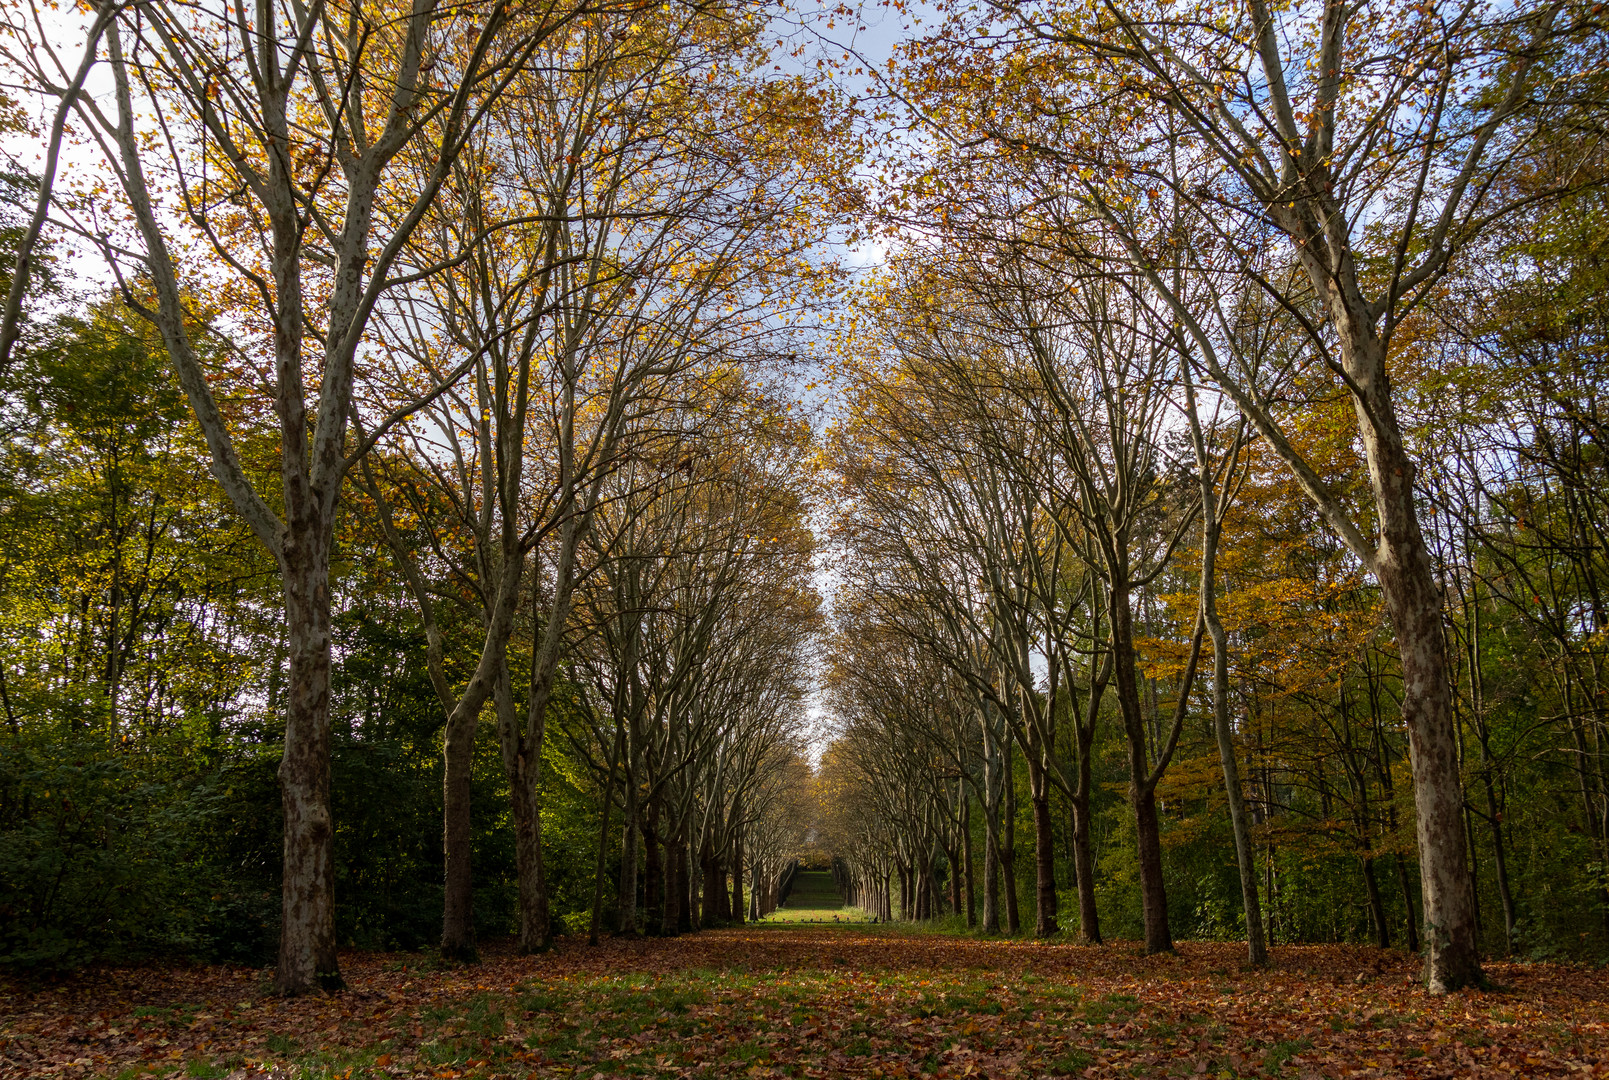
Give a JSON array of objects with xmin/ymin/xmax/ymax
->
[{"xmin": 3, "ymin": 929, "xmax": 1607, "ymax": 1079}]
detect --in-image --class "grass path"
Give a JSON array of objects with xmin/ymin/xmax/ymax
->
[
  {"xmin": 757, "ymin": 870, "xmax": 869, "ymax": 925},
  {"xmin": 4, "ymin": 930, "xmax": 1607, "ymax": 1078}
]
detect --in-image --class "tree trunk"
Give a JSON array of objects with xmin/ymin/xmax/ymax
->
[
  {"xmin": 701, "ymin": 828, "xmax": 718, "ymax": 928},
  {"xmin": 1181, "ymin": 385, "xmax": 1267, "ymax": 963},
  {"xmin": 440, "ymin": 690, "xmax": 478, "ymax": 959},
  {"xmin": 492, "ymin": 662, "xmax": 551, "ymax": 955},
  {"xmin": 1465, "ymin": 802, "xmax": 1483, "ymax": 947},
  {"xmin": 963, "ymin": 794, "xmax": 977, "ymax": 927},
  {"xmin": 1133, "ymin": 783, "xmax": 1170, "ymax": 953},
  {"xmin": 1396, "ymin": 855, "xmax": 1421, "ymax": 953},
  {"xmin": 1264, "ymin": 844, "xmax": 1277, "ymax": 944},
  {"xmin": 1482, "ymin": 772, "xmax": 1516, "ymax": 954},
  {"xmin": 275, "ymin": 555, "xmax": 341, "ymax": 994},
  {"xmin": 730, "ymin": 815, "xmax": 744, "ymax": 925},
  {"xmin": 1071, "ymin": 648, "xmax": 1108, "ymax": 945},
  {"xmin": 1466, "ymin": 593, "xmax": 1516, "ymax": 955},
  {"xmin": 1030, "ymin": 763, "xmax": 1058, "ymax": 937},
  {"xmin": 1200, "ymin": 518, "xmax": 1267, "ymax": 966},
  {"xmin": 617, "ymin": 789, "xmax": 639, "ymax": 937},
  {"xmin": 1300, "ymin": 256, "xmax": 1483, "ymax": 990},
  {"xmin": 714, "ymin": 855, "xmax": 732, "ymax": 921},
  {"xmin": 676, "ymin": 829, "xmax": 693, "ymax": 933},
  {"xmin": 1001, "ymin": 741, "xmax": 1021, "ymax": 935},
  {"xmin": 1363, "ymin": 856, "xmax": 1390, "ymax": 948},
  {"xmin": 588, "ymin": 725, "xmax": 622, "ymax": 946},
  {"xmin": 1071, "ymin": 783, "xmax": 1101, "ymax": 944},
  {"xmin": 510, "ymin": 767, "xmax": 548, "ymax": 953},
  {"xmin": 939, "ymin": 843, "xmax": 952, "ymax": 914},
  {"xmin": 661, "ymin": 824, "xmax": 681, "ymax": 936},
  {"xmin": 642, "ymin": 802, "xmax": 663, "ymax": 936},
  {"xmin": 982, "ymin": 815, "xmax": 1001, "ymax": 933},
  {"xmin": 1371, "ymin": 496, "xmax": 1482, "ymax": 989},
  {"xmin": 1111, "ymin": 581, "xmax": 1172, "ymax": 953}
]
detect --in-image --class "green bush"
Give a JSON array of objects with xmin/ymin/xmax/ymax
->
[{"xmin": 0, "ymin": 732, "xmax": 218, "ymax": 968}]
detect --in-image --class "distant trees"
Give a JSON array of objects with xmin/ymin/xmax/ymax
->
[
  {"xmin": 825, "ymin": 257, "xmax": 1209, "ymax": 949},
  {"xmin": 352, "ymin": 2, "xmax": 830, "ymax": 957},
  {"xmin": 0, "ymin": 301, "xmax": 282, "ymax": 968},
  {"xmin": 0, "ymin": 301, "xmax": 273, "ymax": 740}
]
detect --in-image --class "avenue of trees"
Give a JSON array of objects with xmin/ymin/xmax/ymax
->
[
  {"xmin": 0, "ymin": 0, "xmax": 1604, "ymax": 998},
  {"xmin": 0, "ymin": 0, "xmax": 830, "ymax": 992},
  {"xmin": 817, "ymin": 0, "xmax": 1608, "ymax": 993}
]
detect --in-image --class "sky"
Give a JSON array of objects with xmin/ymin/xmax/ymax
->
[{"xmin": 773, "ymin": 2, "xmax": 944, "ymax": 757}]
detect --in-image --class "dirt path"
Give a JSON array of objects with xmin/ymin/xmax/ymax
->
[{"xmin": 3, "ymin": 929, "xmax": 1607, "ymax": 1078}]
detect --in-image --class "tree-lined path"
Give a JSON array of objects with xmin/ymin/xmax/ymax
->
[
  {"xmin": 3, "ymin": 6, "xmax": 1609, "ymax": 1080},
  {"xmin": 759, "ymin": 870, "xmax": 866, "ymax": 924}
]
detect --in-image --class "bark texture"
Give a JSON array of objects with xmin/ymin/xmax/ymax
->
[
  {"xmin": 1030, "ymin": 775, "xmax": 1058, "ymax": 938},
  {"xmin": 440, "ymin": 700, "xmax": 478, "ymax": 961},
  {"xmin": 276, "ymin": 558, "xmax": 341, "ymax": 993}
]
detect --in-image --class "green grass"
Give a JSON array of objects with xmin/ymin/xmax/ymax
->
[
  {"xmin": 1263, "ymin": 1038, "xmax": 1312, "ymax": 1070},
  {"xmin": 756, "ymin": 870, "xmax": 876, "ymax": 924}
]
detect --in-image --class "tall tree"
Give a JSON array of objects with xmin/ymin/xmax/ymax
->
[
  {"xmin": 2, "ymin": 0, "xmax": 631, "ymax": 992},
  {"xmin": 892, "ymin": 0, "xmax": 1592, "ymax": 990}
]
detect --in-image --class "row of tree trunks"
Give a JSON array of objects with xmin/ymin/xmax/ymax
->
[
  {"xmin": 592, "ymin": 805, "xmax": 757, "ymax": 936},
  {"xmin": 841, "ymin": 861, "xmax": 891, "ymax": 920}
]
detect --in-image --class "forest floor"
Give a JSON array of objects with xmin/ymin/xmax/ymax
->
[{"xmin": 3, "ymin": 929, "xmax": 1607, "ymax": 1080}]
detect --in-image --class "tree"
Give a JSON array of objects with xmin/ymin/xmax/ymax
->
[
  {"xmin": 891, "ymin": 0, "xmax": 1595, "ymax": 990},
  {"xmin": 1179, "ymin": 357, "xmax": 1268, "ymax": 965},
  {"xmin": 1, "ymin": 0, "xmax": 642, "ymax": 992}
]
